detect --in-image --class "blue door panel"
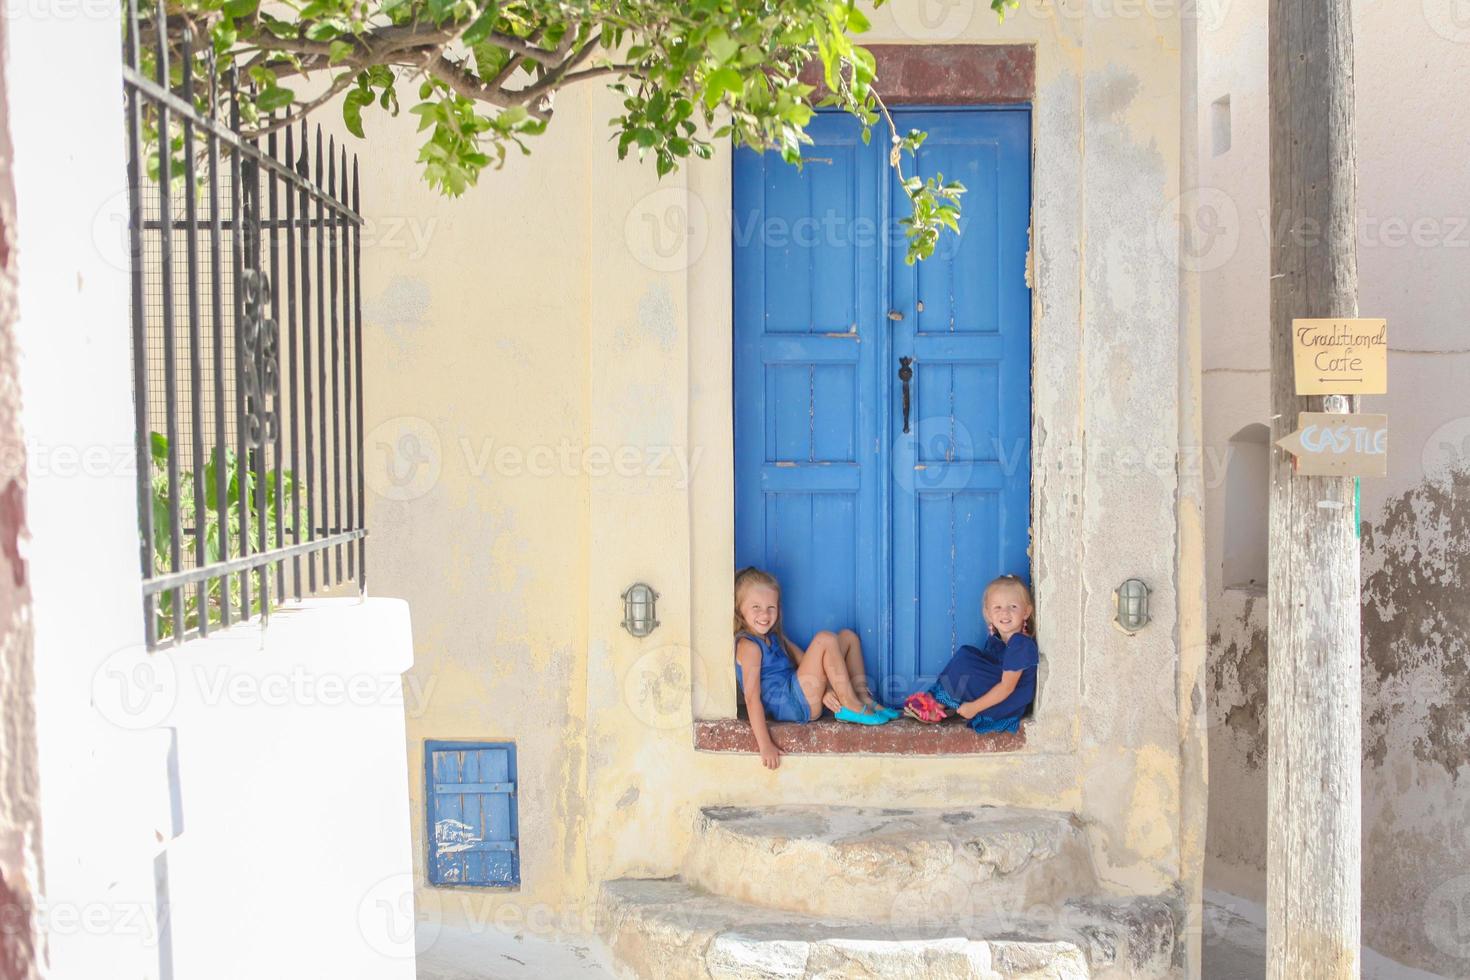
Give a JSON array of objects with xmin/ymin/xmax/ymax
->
[
  {"xmin": 735, "ymin": 107, "xmax": 1031, "ymax": 701},
  {"xmin": 734, "ymin": 112, "xmax": 884, "ymax": 662},
  {"xmin": 426, "ymin": 741, "xmax": 518, "ymax": 887},
  {"xmin": 889, "ymin": 108, "xmax": 1032, "ymax": 696}
]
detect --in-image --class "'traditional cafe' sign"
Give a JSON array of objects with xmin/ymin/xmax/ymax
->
[{"xmin": 1292, "ymin": 317, "xmax": 1388, "ymax": 395}]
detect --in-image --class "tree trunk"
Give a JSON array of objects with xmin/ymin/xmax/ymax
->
[{"xmin": 1266, "ymin": 0, "xmax": 1361, "ymax": 976}]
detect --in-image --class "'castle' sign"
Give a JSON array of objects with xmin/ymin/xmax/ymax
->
[{"xmin": 1276, "ymin": 412, "xmax": 1388, "ymax": 477}]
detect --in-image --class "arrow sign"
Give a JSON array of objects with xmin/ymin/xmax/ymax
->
[{"xmin": 1277, "ymin": 412, "xmax": 1388, "ymax": 477}]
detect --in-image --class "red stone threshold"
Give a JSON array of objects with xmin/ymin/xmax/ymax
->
[{"xmin": 694, "ymin": 715, "xmax": 1026, "ymax": 755}]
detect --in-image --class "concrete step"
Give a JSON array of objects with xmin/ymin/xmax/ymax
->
[
  {"xmin": 598, "ymin": 878, "xmax": 1179, "ymax": 980},
  {"xmin": 684, "ymin": 805, "xmax": 1100, "ymax": 925}
]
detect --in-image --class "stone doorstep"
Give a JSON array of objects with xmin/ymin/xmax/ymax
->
[
  {"xmin": 684, "ymin": 804, "xmax": 1101, "ymax": 930},
  {"xmin": 694, "ymin": 716, "xmax": 1027, "ymax": 755},
  {"xmin": 599, "ymin": 877, "xmax": 1179, "ymax": 980}
]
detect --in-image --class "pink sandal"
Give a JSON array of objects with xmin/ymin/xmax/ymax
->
[{"xmin": 903, "ymin": 692, "xmax": 948, "ymax": 724}]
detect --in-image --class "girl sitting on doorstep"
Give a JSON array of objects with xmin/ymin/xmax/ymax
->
[
  {"xmin": 904, "ymin": 574, "xmax": 1039, "ymax": 734},
  {"xmin": 734, "ymin": 566, "xmax": 898, "ymax": 769}
]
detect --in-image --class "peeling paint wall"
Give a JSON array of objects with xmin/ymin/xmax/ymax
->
[
  {"xmin": 1199, "ymin": 0, "xmax": 1470, "ymax": 973},
  {"xmin": 0, "ymin": 25, "xmax": 41, "ymax": 978},
  {"xmin": 353, "ymin": 0, "xmax": 1199, "ymax": 958}
]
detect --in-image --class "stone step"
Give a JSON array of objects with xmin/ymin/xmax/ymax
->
[
  {"xmin": 684, "ymin": 805, "xmax": 1101, "ymax": 925},
  {"xmin": 599, "ymin": 877, "xmax": 1179, "ymax": 980}
]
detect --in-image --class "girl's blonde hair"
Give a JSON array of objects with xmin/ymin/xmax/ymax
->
[
  {"xmin": 733, "ymin": 566, "xmax": 798, "ymax": 665},
  {"xmin": 984, "ymin": 574, "xmax": 1036, "ymax": 639}
]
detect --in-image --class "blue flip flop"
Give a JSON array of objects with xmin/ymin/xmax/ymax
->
[
  {"xmin": 871, "ymin": 704, "xmax": 902, "ymax": 720},
  {"xmin": 835, "ymin": 706, "xmax": 891, "ymax": 726}
]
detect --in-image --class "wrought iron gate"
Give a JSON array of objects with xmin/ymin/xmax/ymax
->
[{"xmin": 123, "ymin": 2, "xmax": 366, "ymax": 648}]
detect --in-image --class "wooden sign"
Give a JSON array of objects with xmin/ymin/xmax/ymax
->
[
  {"xmin": 1276, "ymin": 412, "xmax": 1388, "ymax": 477},
  {"xmin": 1292, "ymin": 318, "xmax": 1388, "ymax": 395}
]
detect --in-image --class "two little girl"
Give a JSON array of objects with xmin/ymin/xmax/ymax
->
[{"xmin": 733, "ymin": 566, "xmax": 1038, "ymax": 769}]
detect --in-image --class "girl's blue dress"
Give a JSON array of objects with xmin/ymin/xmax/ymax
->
[
  {"xmin": 929, "ymin": 631, "xmax": 1039, "ymax": 734},
  {"xmin": 735, "ymin": 631, "xmax": 811, "ymax": 723}
]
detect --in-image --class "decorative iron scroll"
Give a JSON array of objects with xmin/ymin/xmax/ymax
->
[{"xmin": 239, "ymin": 268, "xmax": 278, "ymax": 447}]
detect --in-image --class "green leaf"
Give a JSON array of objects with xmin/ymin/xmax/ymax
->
[
  {"xmin": 303, "ymin": 21, "xmax": 342, "ymax": 41},
  {"xmin": 706, "ymin": 29, "xmax": 739, "ymax": 65},
  {"xmin": 462, "ymin": 3, "xmax": 500, "ymax": 46},
  {"xmin": 704, "ymin": 67, "xmax": 742, "ymax": 108},
  {"xmin": 342, "ymin": 88, "xmax": 373, "ymax": 138},
  {"xmin": 328, "ymin": 39, "xmax": 354, "ymax": 64},
  {"xmin": 255, "ymin": 85, "xmax": 294, "ymax": 112},
  {"xmin": 223, "ymin": 0, "xmax": 258, "ymax": 18}
]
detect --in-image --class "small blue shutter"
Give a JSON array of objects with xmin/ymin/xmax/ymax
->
[{"xmin": 425, "ymin": 740, "xmax": 519, "ymax": 887}]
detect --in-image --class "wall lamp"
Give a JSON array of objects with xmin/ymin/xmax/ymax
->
[
  {"xmin": 621, "ymin": 583, "xmax": 660, "ymax": 638},
  {"xmin": 1114, "ymin": 578, "xmax": 1151, "ymax": 633}
]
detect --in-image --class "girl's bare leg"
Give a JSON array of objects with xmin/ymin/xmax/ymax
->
[
  {"xmin": 810, "ymin": 631, "xmax": 865, "ymax": 712},
  {"xmin": 794, "ymin": 641, "xmax": 830, "ymax": 720},
  {"xmin": 837, "ymin": 629, "xmax": 876, "ymax": 705}
]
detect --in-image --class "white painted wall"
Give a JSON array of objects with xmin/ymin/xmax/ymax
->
[
  {"xmin": 4, "ymin": 6, "xmax": 417, "ymax": 979},
  {"xmin": 144, "ymin": 599, "xmax": 418, "ymax": 980}
]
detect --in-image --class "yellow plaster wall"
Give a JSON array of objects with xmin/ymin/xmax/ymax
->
[{"xmin": 350, "ymin": 0, "xmax": 1198, "ymax": 950}]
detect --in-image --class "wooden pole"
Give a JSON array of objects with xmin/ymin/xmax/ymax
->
[{"xmin": 1266, "ymin": 0, "xmax": 1361, "ymax": 976}]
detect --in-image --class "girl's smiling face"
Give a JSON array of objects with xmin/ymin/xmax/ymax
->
[
  {"xmin": 739, "ymin": 584, "xmax": 780, "ymax": 637},
  {"xmin": 984, "ymin": 584, "xmax": 1032, "ymax": 639}
]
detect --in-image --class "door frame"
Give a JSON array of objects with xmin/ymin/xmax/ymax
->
[
  {"xmin": 730, "ymin": 102, "xmax": 1034, "ymax": 701},
  {"xmin": 689, "ymin": 43, "xmax": 1085, "ymax": 754}
]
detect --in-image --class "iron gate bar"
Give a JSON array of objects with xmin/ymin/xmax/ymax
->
[
  {"xmin": 268, "ymin": 128, "xmax": 283, "ymax": 600},
  {"xmin": 206, "ymin": 57, "xmax": 231, "ymax": 630},
  {"xmin": 180, "ymin": 26, "xmax": 209, "ymax": 637},
  {"xmin": 328, "ymin": 137, "xmax": 342, "ymax": 582},
  {"xmin": 352, "ymin": 160, "xmax": 366, "ymax": 589},
  {"xmin": 342, "ymin": 147, "xmax": 356, "ymax": 582},
  {"xmin": 152, "ymin": 6, "xmax": 186, "ymax": 642},
  {"xmin": 285, "ymin": 124, "xmax": 303, "ymax": 601},
  {"xmin": 140, "ymin": 530, "xmax": 368, "ymax": 595},
  {"xmin": 298, "ymin": 124, "xmax": 318, "ymax": 594},
  {"xmin": 228, "ymin": 68, "xmax": 252, "ymax": 622},
  {"xmin": 314, "ymin": 126, "xmax": 330, "ymax": 588},
  {"xmin": 123, "ymin": 0, "xmax": 155, "ymax": 646}
]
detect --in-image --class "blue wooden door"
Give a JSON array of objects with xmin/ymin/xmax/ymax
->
[{"xmin": 734, "ymin": 107, "xmax": 1031, "ymax": 703}]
